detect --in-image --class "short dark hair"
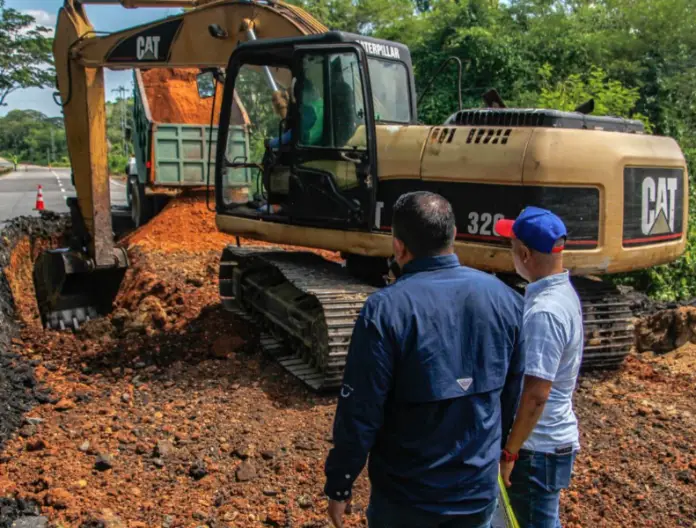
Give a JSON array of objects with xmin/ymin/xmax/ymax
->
[{"xmin": 392, "ymin": 191, "xmax": 456, "ymax": 258}]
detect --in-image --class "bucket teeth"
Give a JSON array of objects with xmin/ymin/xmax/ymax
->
[{"xmin": 34, "ymin": 247, "xmax": 129, "ymax": 330}]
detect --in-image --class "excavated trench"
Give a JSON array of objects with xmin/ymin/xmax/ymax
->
[{"xmin": 0, "ymin": 200, "xmax": 695, "ymax": 527}]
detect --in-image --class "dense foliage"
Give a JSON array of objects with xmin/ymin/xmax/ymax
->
[
  {"xmin": 0, "ymin": 97, "xmax": 131, "ymax": 172},
  {"xmin": 0, "ymin": 110, "xmax": 68, "ymax": 167}
]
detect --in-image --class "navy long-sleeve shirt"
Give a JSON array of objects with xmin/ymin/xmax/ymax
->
[{"xmin": 324, "ymin": 254, "xmax": 524, "ymax": 514}]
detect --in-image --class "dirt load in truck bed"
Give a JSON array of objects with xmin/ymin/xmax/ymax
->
[
  {"xmin": 141, "ymin": 68, "xmax": 225, "ymax": 125},
  {"xmin": 0, "ymin": 198, "xmax": 695, "ymax": 527}
]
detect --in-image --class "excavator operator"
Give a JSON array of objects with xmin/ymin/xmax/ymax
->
[{"xmin": 268, "ymin": 78, "xmax": 324, "ymax": 148}]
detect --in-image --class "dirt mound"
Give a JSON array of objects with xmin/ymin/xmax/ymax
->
[
  {"xmin": 635, "ymin": 306, "xmax": 696, "ymax": 353},
  {"xmin": 0, "ymin": 214, "xmax": 68, "ymax": 453},
  {"xmin": 141, "ymin": 68, "xmax": 224, "ymax": 124},
  {"xmin": 120, "ymin": 195, "xmax": 341, "ymax": 262}
]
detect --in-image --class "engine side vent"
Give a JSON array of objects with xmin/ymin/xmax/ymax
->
[
  {"xmin": 466, "ymin": 128, "xmax": 512, "ymax": 145},
  {"xmin": 445, "ymin": 108, "xmax": 645, "ymax": 133}
]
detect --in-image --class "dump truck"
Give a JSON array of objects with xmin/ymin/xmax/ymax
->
[{"xmin": 126, "ymin": 67, "xmax": 251, "ymax": 227}]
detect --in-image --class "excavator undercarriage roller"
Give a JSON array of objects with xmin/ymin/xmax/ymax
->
[{"xmin": 33, "ymin": 247, "xmax": 129, "ymax": 330}]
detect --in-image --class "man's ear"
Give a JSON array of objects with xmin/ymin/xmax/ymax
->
[
  {"xmin": 521, "ymin": 245, "xmax": 532, "ymax": 263},
  {"xmin": 393, "ymin": 236, "xmax": 405, "ymax": 259}
]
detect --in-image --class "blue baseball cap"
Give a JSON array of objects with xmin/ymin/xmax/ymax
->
[{"xmin": 495, "ymin": 206, "xmax": 567, "ymax": 254}]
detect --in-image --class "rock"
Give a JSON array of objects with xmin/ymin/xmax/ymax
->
[
  {"xmin": 44, "ymin": 488, "xmax": 73, "ymax": 509},
  {"xmin": 189, "ymin": 461, "xmax": 208, "ymax": 481},
  {"xmin": 154, "ymin": 440, "xmax": 174, "ymax": 458},
  {"xmin": 234, "ymin": 445, "xmax": 252, "ymax": 460},
  {"xmin": 19, "ymin": 425, "xmax": 37, "ymax": 438},
  {"xmin": 54, "ymin": 399, "xmax": 75, "ymax": 411},
  {"xmin": 677, "ymin": 470, "xmax": 693, "ymax": 484},
  {"xmin": 192, "ymin": 511, "xmax": 206, "ymax": 521},
  {"xmin": 211, "ymin": 335, "xmax": 245, "ymax": 359},
  {"xmin": 121, "ymin": 393, "xmax": 131, "ymax": 403},
  {"xmin": 162, "ymin": 515, "xmax": 175, "ymax": 528},
  {"xmin": 153, "ymin": 458, "xmax": 165, "ymax": 468},
  {"xmin": 95, "ymin": 453, "xmax": 114, "ymax": 471},
  {"xmin": 297, "ymin": 495, "xmax": 313, "ymax": 509},
  {"xmin": 260, "ymin": 450, "xmax": 276, "ymax": 461},
  {"xmin": 295, "ymin": 441, "xmax": 318, "ymax": 451},
  {"xmin": 23, "ymin": 417, "xmax": 43, "ymax": 426},
  {"xmin": 25, "ymin": 438, "xmax": 46, "ymax": 452},
  {"xmin": 263, "ymin": 489, "xmax": 279, "ymax": 497},
  {"xmin": 135, "ymin": 443, "xmax": 149, "ymax": 455},
  {"xmin": 111, "ymin": 308, "xmax": 130, "ymax": 330},
  {"xmin": 236, "ymin": 461, "xmax": 257, "ymax": 482},
  {"xmin": 11, "ymin": 517, "xmax": 49, "ymax": 528},
  {"xmin": 186, "ymin": 276, "xmax": 205, "ymax": 287}
]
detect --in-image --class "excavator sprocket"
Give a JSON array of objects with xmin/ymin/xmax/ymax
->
[{"xmin": 219, "ymin": 246, "xmax": 376, "ymax": 391}]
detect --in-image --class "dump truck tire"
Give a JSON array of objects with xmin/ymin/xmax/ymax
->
[{"xmin": 129, "ymin": 176, "xmax": 152, "ymax": 228}]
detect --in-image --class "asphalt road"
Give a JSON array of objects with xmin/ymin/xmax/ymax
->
[{"xmin": 0, "ymin": 166, "xmax": 128, "ymax": 226}]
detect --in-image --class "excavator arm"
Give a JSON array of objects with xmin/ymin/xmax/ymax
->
[{"xmin": 36, "ymin": 0, "xmax": 327, "ymax": 329}]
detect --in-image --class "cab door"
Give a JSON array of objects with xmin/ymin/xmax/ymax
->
[{"xmin": 285, "ymin": 44, "xmax": 378, "ymax": 230}]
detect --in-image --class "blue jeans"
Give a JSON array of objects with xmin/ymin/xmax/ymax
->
[
  {"xmin": 506, "ymin": 449, "xmax": 577, "ymax": 528},
  {"xmin": 366, "ymin": 486, "xmax": 497, "ymax": 528}
]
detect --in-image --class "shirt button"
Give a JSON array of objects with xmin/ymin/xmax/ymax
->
[
  {"xmin": 345, "ymin": 474, "xmax": 350, "ymax": 479},
  {"xmin": 344, "ymin": 491, "xmax": 350, "ymax": 496}
]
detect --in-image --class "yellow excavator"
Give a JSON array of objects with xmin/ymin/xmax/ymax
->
[{"xmin": 36, "ymin": 0, "xmax": 688, "ymax": 390}]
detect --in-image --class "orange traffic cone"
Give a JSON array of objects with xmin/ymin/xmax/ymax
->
[{"xmin": 34, "ymin": 185, "xmax": 45, "ymax": 211}]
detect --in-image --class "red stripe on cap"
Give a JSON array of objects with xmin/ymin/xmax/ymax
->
[{"xmin": 494, "ymin": 219, "xmax": 515, "ymax": 239}]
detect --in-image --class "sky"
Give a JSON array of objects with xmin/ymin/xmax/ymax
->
[{"xmin": 1, "ymin": 0, "xmax": 185, "ymax": 117}]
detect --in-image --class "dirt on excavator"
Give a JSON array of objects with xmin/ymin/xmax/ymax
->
[{"xmin": 0, "ymin": 199, "xmax": 695, "ymax": 527}]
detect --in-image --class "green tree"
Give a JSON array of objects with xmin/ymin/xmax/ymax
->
[
  {"xmin": 535, "ymin": 65, "xmax": 652, "ymax": 130},
  {"xmin": 0, "ymin": 110, "xmax": 68, "ymax": 166},
  {"xmin": 0, "ymin": 0, "xmax": 54, "ymax": 107}
]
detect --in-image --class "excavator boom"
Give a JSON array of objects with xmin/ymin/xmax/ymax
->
[{"xmin": 36, "ymin": 0, "xmax": 327, "ymax": 329}]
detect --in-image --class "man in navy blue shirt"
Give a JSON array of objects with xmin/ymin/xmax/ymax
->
[{"xmin": 324, "ymin": 191, "xmax": 525, "ymax": 528}]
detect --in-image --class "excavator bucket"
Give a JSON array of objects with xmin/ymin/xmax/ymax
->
[{"xmin": 33, "ymin": 247, "xmax": 129, "ymax": 330}]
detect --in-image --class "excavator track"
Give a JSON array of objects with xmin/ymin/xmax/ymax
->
[
  {"xmin": 220, "ymin": 248, "xmax": 635, "ymax": 391},
  {"xmin": 219, "ymin": 246, "xmax": 376, "ymax": 391},
  {"xmin": 572, "ymin": 277, "xmax": 635, "ymax": 370}
]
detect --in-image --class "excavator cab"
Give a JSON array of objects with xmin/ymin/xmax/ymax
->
[{"xmin": 213, "ymin": 33, "xmax": 390, "ymax": 231}]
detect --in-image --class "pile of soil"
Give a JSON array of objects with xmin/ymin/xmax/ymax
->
[
  {"xmin": 0, "ymin": 213, "xmax": 69, "ymax": 446},
  {"xmin": 120, "ymin": 195, "xmax": 340, "ymax": 262},
  {"xmin": 141, "ymin": 69, "xmax": 224, "ymax": 125},
  {"xmin": 635, "ymin": 306, "xmax": 696, "ymax": 353},
  {"xmin": 0, "ymin": 215, "xmax": 68, "ymax": 526},
  {"xmin": 565, "ymin": 352, "xmax": 696, "ymax": 527},
  {"xmin": 0, "ymin": 201, "xmax": 694, "ymax": 527}
]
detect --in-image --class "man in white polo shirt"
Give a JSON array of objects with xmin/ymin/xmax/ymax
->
[{"xmin": 495, "ymin": 207, "xmax": 583, "ymax": 528}]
